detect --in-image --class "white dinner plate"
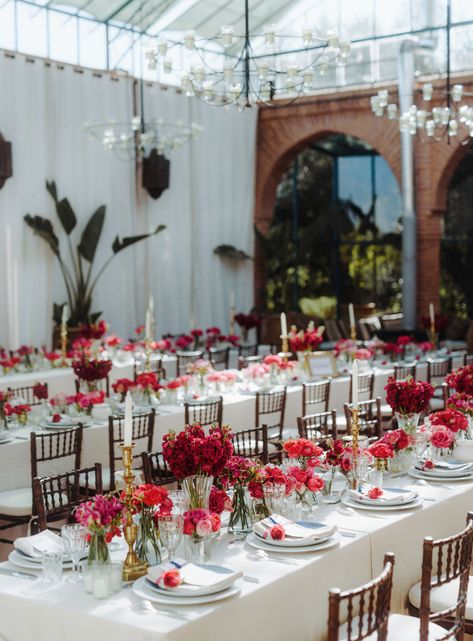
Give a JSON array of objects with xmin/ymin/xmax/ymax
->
[
  {"xmin": 341, "ymin": 495, "xmax": 423, "ymax": 512},
  {"xmin": 146, "ymin": 563, "xmax": 239, "ymax": 597},
  {"xmin": 254, "ymin": 521, "xmax": 333, "ymax": 548},
  {"xmin": 351, "ymin": 488, "xmax": 418, "ymax": 507},
  {"xmin": 413, "ymin": 465, "xmax": 473, "ymax": 478},
  {"xmin": 408, "ymin": 468, "xmax": 473, "ymax": 483},
  {"xmin": 8, "ymin": 550, "xmax": 74, "ymax": 570},
  {"xmin": 246, "ymin": 531, "xmax": 341, "ymax": 554},
  {"xmin": 133, "ymin": 576, "xmax": 241, "ymax": 605}
]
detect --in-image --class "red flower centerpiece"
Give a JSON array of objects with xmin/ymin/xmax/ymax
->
[
  {"xmin": 446, "ymin": 365, "xmax": 473, "ymax": 396},
  {"xmin": 128, "ymin": 484, "xmax": 171, "ymax": 565},
  {"xmin": 74, "ymin": 494, "xmax": 124, "ymax": 565},
  {"xmin": 234, "ymin": 312, "xmax": 260, "ymax": 342},
  {"xmin": 182, "ymin": 508, "xmax": 221, "ymax": 562},
  {"xmin": 162, "ymin": 423, "xmax": 233, "ymax": 509},
  {"xmin": 378, "ymin": 428, "xmax": 411, "ymax": 472},
  {"xmin": 368, "ymin": 440, "xmax": 393, "ymax": 481},
  {"xmin": 220, "ymin": 455, "xmax": 264, "ymax": 533},
  {"xmin": 72, "ymin": 358, "xmax": 112, "ymax": 393},
  {"xmin": 33, "ymin": 382, "xmax": 48, "ymax": 401},
  {"xmin": 288, "ymin": 323, "xmax": 324, "ymax": 354},
  {"xmin": 384, "ymin": 376, "xmax": 434, "ymax": 435}
]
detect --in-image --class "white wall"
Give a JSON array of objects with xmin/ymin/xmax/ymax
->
[{"xmin": 0, "ymin": 52, "xmax": 257, "ymax": 347}]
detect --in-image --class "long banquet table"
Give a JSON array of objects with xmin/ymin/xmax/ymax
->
[
  {"xmin": 0, "ymin": 353, "xmax": 466, "ymax": 493},
  {"xmin": 0, "ymin": 473, "xmax": 472, "ymax": 641}
]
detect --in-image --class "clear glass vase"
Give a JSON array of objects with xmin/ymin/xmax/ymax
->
[
  {"xmin": 228, "ymin": 485, "xmax": 253, "ymax": 534},
  {"xmin": 395, "ymin": 412, "xmax": 420, "ymax": 436},
  {"xmin": 181, "ymin": 475, "xmax": 213, "ymax": 510},
  {"xmin": 184, "ymin": 536, "xmax": 206, "ymax": 563},
  {"xmin": 135, "ymin": 511, "xmax": 161, "ymax": 566},
  {"xmin": 321, "ymin": 468, "xmax": 347, "ymax": 504},
  {"xmin": 87, "ymin": 530, "xmax": 110, "ymax": 566}
]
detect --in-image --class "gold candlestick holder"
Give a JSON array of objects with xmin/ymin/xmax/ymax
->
[
  {"xmin": 280, "ymin": 334, "xmax": 290, "ymax": 363},
  {"xmin": 350, "ymin": 325, "xmax": 357, "ymax": 341},
  {"xmin": 230, "ymin": 307, "xmax": 236, "ymax": 336},
  {"xmin": 144, "ymin": 340, "xmax": 152, "ymax": 372},
  {"xmin": 350, "ymin": 406, "xmax": 361, "ymax": 490},
  {"xmin": 60, "ymin": 324, "xmax": 68, "ymax": 366},
  {"xmin": 120, "ymin": 443, "xmax": 148, "ymax": 581},
  {"xmin": 430, "ymin": 323, "xmax": 437, "ymax": 349}
]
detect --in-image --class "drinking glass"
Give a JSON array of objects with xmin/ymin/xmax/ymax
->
[
  {"xmin": 61, "ymin": 524, "xmax": 87, "ymax": 583},
  {"xmin": 41, "ymin": 551, "xmax": 63, "ymax": 584},
  {"xmin": 158, "ymin": 514, "xmax": 184, "ymax": 560},
  {"xmin": 168, "ymin": 490, "xmax": 188, "ymax": 515},
  {"xmin": 263, "ymin": 483, "xmax": 286, "ymax": 515}
]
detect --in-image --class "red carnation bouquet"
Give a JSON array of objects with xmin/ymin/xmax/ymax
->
[
  {"xmin": 446, "ymin": 365, "xmax": 473, "ymax": 396},
  {"xmin": 385, "ymin": 376, "xmax": 434, "ymax": 415},
  {"xmin": 162, "ymin": 424, "xmax": 233, "ymax": 480}
]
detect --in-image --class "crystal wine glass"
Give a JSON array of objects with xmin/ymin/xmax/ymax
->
[
  {"xmin": 158, "ymin": 514, "xmax": 184, "ymax": 561},
  {"xmin": 61, "ymin": 524, "xmax": 87, "ymax": 583},
  {"xmin": 168, "ymin": 490, "xmax": 188, "ymax": 516}
]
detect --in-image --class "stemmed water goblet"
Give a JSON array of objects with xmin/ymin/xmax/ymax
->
[
  {"xmin": 158, "ymin": 514, "xmax": 184, "ymax": 561},
  {"xmin": 61, "ymin": 524, "xmax": 87, "ymax": 583}
]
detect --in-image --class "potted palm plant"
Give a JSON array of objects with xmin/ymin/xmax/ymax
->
[{"xmin": 25, "ymin": 181, "xmax": 166, "ymax": 341}]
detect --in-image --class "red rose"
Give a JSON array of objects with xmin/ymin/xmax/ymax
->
[
  {"xmin": 430, "ymin": 424, "xmax": 455, "ymax": 449},
  {"xmin": 307, "ymin": 475, "xmax": 324, "ymax": 492},
  {"xmin": 423, "ymin": 459, "xmax": 435, "ymax": 470},
  {"xmin": 268, "ymin": 524, "xmax": 285, "ymax": 540},
  {"xmin": 368, "ymin": 442, "xmax": 394, "ymax": 459},
  {"xmin": 160, "ymin": 570, "xmax": 182, "ymax": 588},
  {"xmin": 52, "ymin": 413, "xmax": 61, "ymax": 423},
  {"xmin": 430, "ymin": 409, "xmax": 468, "ymax": 434},
  {"xmin": 368, "ymin": 487, "xmax": 383, "ymax": 499},
  {"xmin": 283, "ymin": 439, "xmax": 302, "ymax": 459}
]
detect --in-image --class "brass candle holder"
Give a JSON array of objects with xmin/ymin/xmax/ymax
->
[
  {"xmin": 280, "ymin": 334, "xmax": 290, "ymax": 363},
  {"xmin": 430, "ymin": 322, "xmax": 437, "ymax": 350},
  {"xmin": 144, "ymin": 339, "xmax": 152, "ymax": 372},
  {"xmin": 230, "ymin": 306, "xmax": 236, "ymax": 336},
  {"xmin": 60, "ymin": 323, "xmax": 68, "ymax": 366},
  {"xmin": 350, "ymin": 406, "xmax": 361, "ymax": 490},
  {"xmin": 350, "ymin": 325, "xmax": 357, "ymax": 341},
  {"xmin": 120, "ymin": 443, "xmax": 148, "ymax": 581}
]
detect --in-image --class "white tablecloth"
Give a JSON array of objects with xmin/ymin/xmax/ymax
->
[{"xmin": 0, "ymin": 474, "xmax": 472, "ymax": 641}]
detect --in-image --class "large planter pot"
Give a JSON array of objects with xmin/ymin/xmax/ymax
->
[
  {"xmin": 51, "ymin": 325, "xmax": 83, "ymax": 351},
  {"xmin": 454, "ymin": 439, "xmax": 473, "ymax": 462}
]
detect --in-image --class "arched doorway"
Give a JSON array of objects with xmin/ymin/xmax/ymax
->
[
  {"xmin": 441, "ymin": 152, "xmax": 473, "ymax": 320},
  {"xmin": 256, "ymin": 133, "xmax": 403, "ymax": 318}
]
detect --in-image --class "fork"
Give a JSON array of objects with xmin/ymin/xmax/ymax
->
[{"xmin": 248, "ymin": 550, "xmax": 297, "ymax": 565}]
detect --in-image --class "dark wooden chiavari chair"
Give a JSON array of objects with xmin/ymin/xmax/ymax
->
[
  {"xmin": 327, "ymin": 553, "xmax": 395, "ymax": 641},
  {"xmin": 464, "ymin": 354, "xmax": 473, "ymax": 367},
  {"xmin": 344, "ymin": 398, "xmax": 383, "ymax": 439},
  {"xmin": 207, "ymin": 347, "xmax": 230, "ymax": 371},
  {"xmin": 394, "ymin": 362, "xmax": 417, "ymax": 381},
  {"xmin": 184, "ymin": 397, "xmax": 223, "ymax": 428},
  {"xmin": 427, "ymin": 357, "xmax": 453, "ymax": 410},
  {"xmin": 141, "ymin": 451, "xmax": 177, "ymax": 486},
  {"xmin": 32, "ymin": 463, "xmax": 102, "ymax": 532},
  {"xmin": 349, "ymin": 372, "xmax": 375, "ymax": 403},
  {"xmin": 297, "ymin": 410, "xmax": 338, "ymax": 445},
  {"xmin": 302, "ymin": 380, "xmax": 331, "ymax": 415},
  {"xmin": 74, "ymin": 376, "xmax": 110, "ymax": 397},
  {"xmin": 176, "ymin": 350, "xmax": 204, "ymax": 376},
  {"xmin": 238, "ymin": 354, "xmax": 264, "ymax": 370},
  {"xmin": 6, "ymin": 382, "xmax": 49, "ymax": 406},
  {"xmin": 255, "ymin": 387, "xmax": 287, "ymax": 460},
  {"xmin": 325, "ymin": 319, "xmax": 344, "ymax": 341},
  {"xmin": 0, "ymin": 427, "xmax": 83, "ymax": 543},
  {"xmin": 232, "ymin": 425, "xmax": 269, "ymax": 463},
  {"xmin": 238, "ymin": 343, "xmax": 258, "ymax": 358},
  {"xmin": 408, "ymin": 513, "xmax": 473, "ymax": 639},
  {"xmin": 133, "ymin": 358, "xmax": 166, "ymax": 382}
]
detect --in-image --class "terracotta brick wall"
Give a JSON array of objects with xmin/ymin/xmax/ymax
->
[{"xmin": 254, "ymin": 75, "xmax": 473, "ymax": 324}]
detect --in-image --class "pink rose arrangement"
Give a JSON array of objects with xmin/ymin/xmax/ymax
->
[
  {"xmin": 447, "ymin": 393, "xmax": 473, "ymax": 418},
  {"xmin": 368, "ymin": 441, "xmax": 394, "ymax": 460},
  {"xmin": 263, "ymin": 354, "xmax": 284, "ymax": 368},
  {"xmin": 72, "ymin": 358, "xmax": 112, "ymax": 382},
  {"xmin": 66, "ymin": 390, "xmax": 105, "ymax": 414},
  {"xmin": 183, "ymin": 509, "xmax": 221, "ymax": 540},
  {"xmin": 324, "ymin": 440, "xmax": 353, "ymax": 474},
  {"xmin": 333, "ymin": 339, "xmax": 357, "ymax": 358},
  {"xmin": 186, "ymin": 359, "xmax": 213, "ymax": 378},
  {"xmin": 429, "ymin": 409, "xmax": 468, "ymax": 434},
  {"xmin": 429, "ymin": 423, "xmax": 455, "ymax": 450},
  {"xmin": 378, "ymin": 429, "xmax": 410, "ymax": 452},
  {"xmin": 74, "ymin": 494, "xmax": 124, "ymax": 551},
  {"xmin": 283, "ymin": 438, "xmax": 324, "ymax": 464},
  {"xmin": 288, "ymin": 326, "xmax": 323, "ymax": 353},
  {"xmin": 209, "ymin": 486, "xmax": 233, "ymax": 514},
  {"xmin": 384, "ymin": 376, "xmax": 434, "ymax": 415},
  {"xmin": 162, "ymin": 424, "xmax": 233, "ymax": 480},
  {"xmin": 353, "ymin": 348, "xmax": 373, "ymax": 361}
]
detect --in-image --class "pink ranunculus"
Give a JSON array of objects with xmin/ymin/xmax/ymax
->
[{"xmin": 195, "ymin": 518, "xmax": 213, "ymax": 538}]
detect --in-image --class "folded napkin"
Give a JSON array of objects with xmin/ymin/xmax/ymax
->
[
  {"xmin": 147, "ymin": 560, "xmax": 242, "ymax": 594},
  {"xmin": 416, "ymin": 460, "xmax": 473, "ymax": 473},
  {"xmin": 14, "ymin": 530, "xmax": 63, "ymax": 558},
  {"xmin": 349, "ymin": 485, "xmax": 417, "ymax": 505},
  {"xmin": 253, "ymin": 514, "xmax": 336, "ymax": 543}
]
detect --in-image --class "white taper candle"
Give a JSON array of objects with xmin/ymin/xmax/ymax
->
[
  {"xmin": 124, "ymin": 391, "xmax": 133, "ymax": 447},
  {"xmin": 352, "ymin": 359, "xmax": 359, "ymax": 407}
]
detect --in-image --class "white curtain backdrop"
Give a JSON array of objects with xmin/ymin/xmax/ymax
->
[{"xmin": 0, "ymin": 52, "xmax": 257, "ymax": 348}]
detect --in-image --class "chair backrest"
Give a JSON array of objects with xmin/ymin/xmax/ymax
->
[
  {"xmin": 33, "ymin": 463, "xmax": 102, "ymax": 532},
  {"xmin": 394, "ymin": 362, "xmax": 417, "ymax": 381},
  {"xmin": 426, "ymin": 357, "xmax": 452, "ymax": 385},
  {"xmin": 325, "ymin": 319, "xmax": 344, "ymax": 341},
  {"xmin": 176, "ymin": 350, "xmax": 204, "ymax": 376},
  {"xmin": 418, "ymin": 512, "xmax": 473, "ymax": 641},
  {"xmin": 30, "ymin": 427, "xmax": 83, "ymax": 481},
  {"xmin": 327, "ymin": 552, "xmax": 395, "ymax": 641},
  {"xmin": 238, "ymin": 354, "xmax": 264, "ymax": 370},
  {"xmin": 255, "ymin": 387, "xmax": 287, "ymax": 440},
  {"xmin": 238, "ymin": 343, "xmax": 259, "ymax": 358},
  {"xmin": 141, "ymin": 451, "xmax": 177, "ymax": 486},
  {"xmin": 349, "ymin": 372, "xmax": 374, "ymax": 403},
  {"xmin": 7, "ymin": 383, "xmax": 49, "ymax": 406},
  {"xmin": 184, "ymin": 397, "xmax": 223, "ymax": 428},
  {"xmin": 108, "ymin": 411, "xmax": 155, "ymax": 484},
  {"xmin": 344, "ymin": 398, "xmax": 382, "ymax": 438},
  {"xmin": 207, "ymin": 347, "xmax": 230, "ymax": 371},
  {"xmin": 464, "ymin": 353, "xmax": 473, "ymax": 367},
  {"xmin": 134, "ymin": 358, "xmax": 166, "ymax": 382},
  {"xmin": 74, "ymin": 376, "xmax": 110, "ymax": 397},
  {"xmin": 297, "ymin": 410, "xmax": 338, "ymax": 444},
  {"xmin": 302, "ymin": 380, "xmax": 331, "ymax": 415},
  {"xmin": 232, "ymin": 425, "xmax": 269, "ymax": 463}
]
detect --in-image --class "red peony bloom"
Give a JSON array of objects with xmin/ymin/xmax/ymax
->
[{"xmin": 379, "ymin": 429, "xmax": 410, "ymax": 452}]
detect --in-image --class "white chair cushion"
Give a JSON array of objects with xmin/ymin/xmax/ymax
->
[
  {"xmin": 81, "ymin": 468, "xmax": 143, "ymax": 491},
  {"xmin": 409, "ymin": 577, "xmax": 473, "ymax": 620},
  {"xmin": 381, "ymin": 404, "xmax": 393, "ymax": 417},
  {"xmin": 339, "ymin": 613, "xmax": 446, "ymax": 641},
  {"xmin": 0, "ymin": 488, "xmax": 31, "ymax": 516},
  {"xmin": 281, "ymin": 426, "xmax": 300, "ymax": 440},
  {"xmin": 430, "ymin": 398, "xmax": 445, "ymax": 411}
]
